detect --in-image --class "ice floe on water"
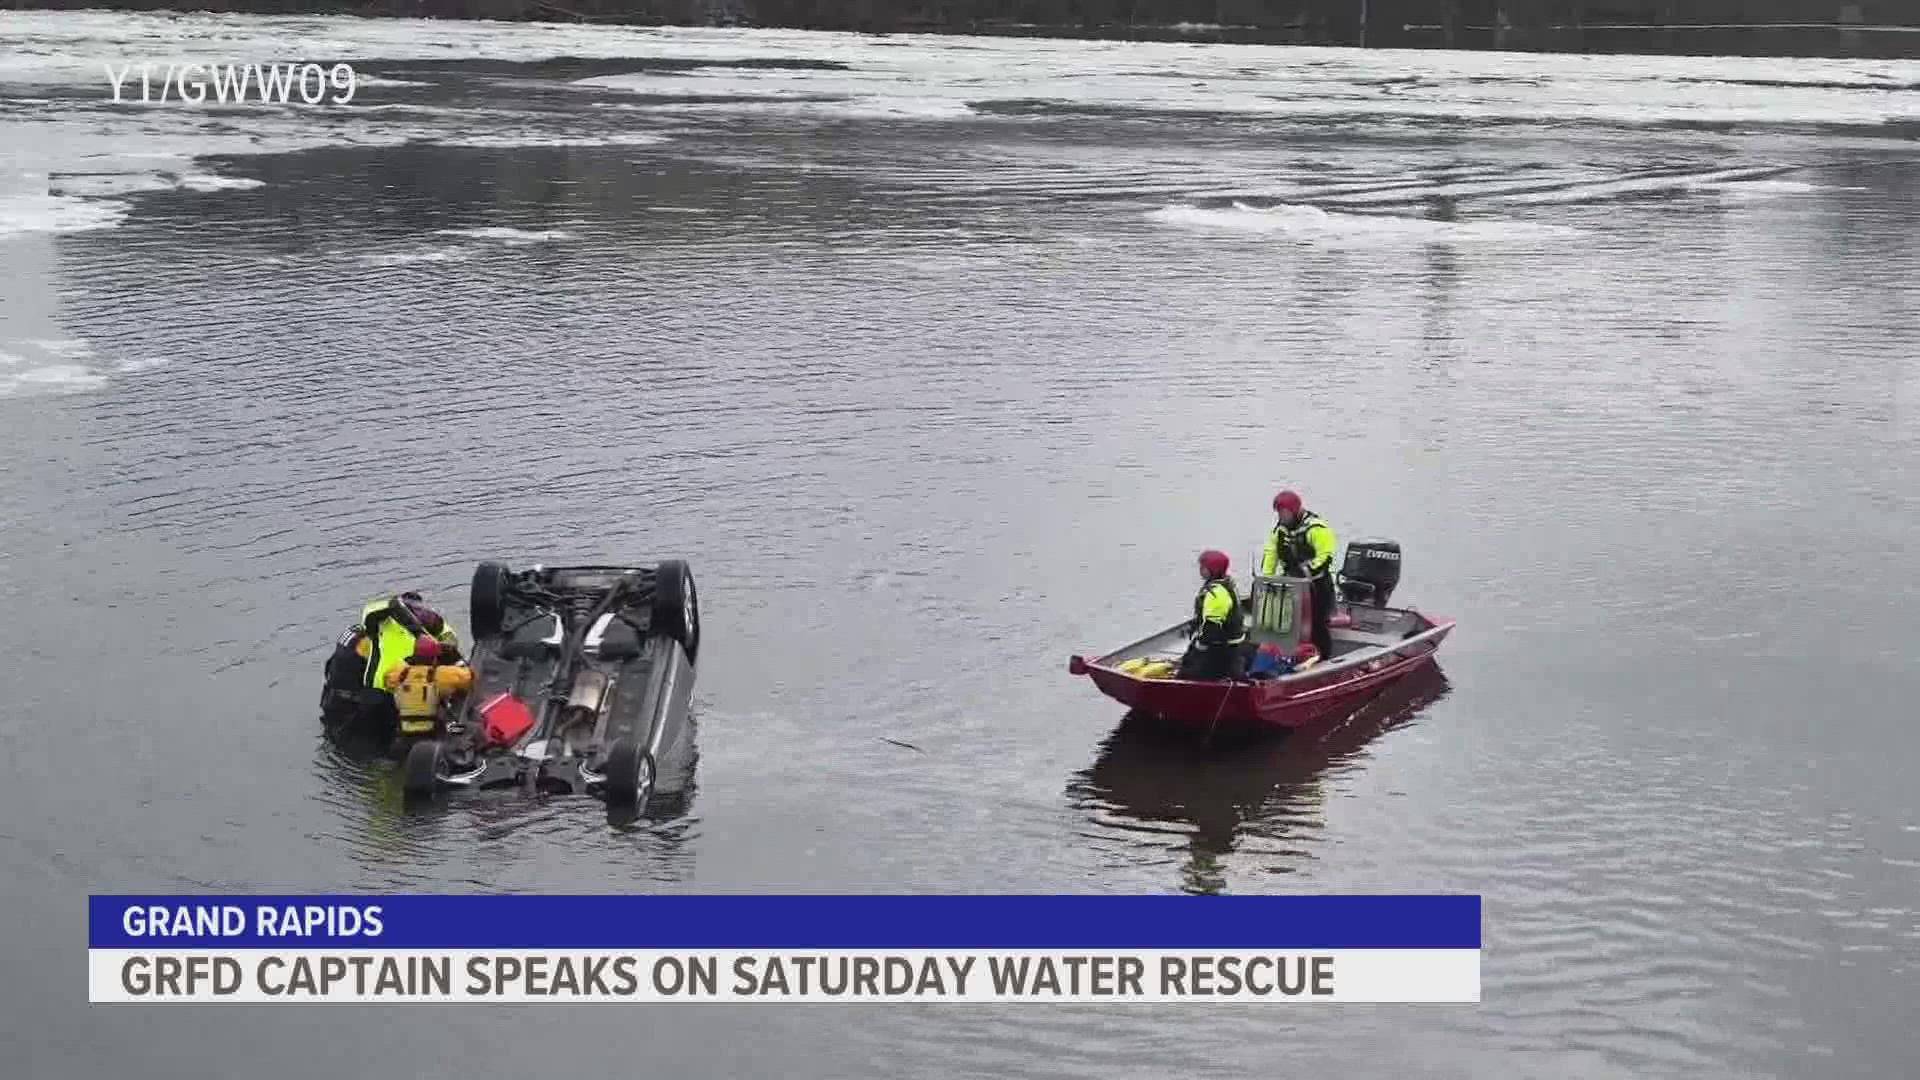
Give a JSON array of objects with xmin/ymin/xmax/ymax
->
[
  {"xmin": 22, "ymin": 339, "xmax": 94, "ymax": 358},
  {"xmin": 357, "ymin": 248, "xmax": 477, "ymax": 267},
  {"xmin": 1486, "ymin": 165, "xmax": 1811, "ymax": 206},
  {"xmin": 560, "ymin": 29, "xmax": 1920, "ymax": 128},
  {"xmin": 40, "ymin": 167, "xmax": 265, "ymax": 198},
  {"xmin": 0, "ymin": 9, "xmax": 1916, "ymax": 247},
  {"xmin": 0, "ymin": 363, "xmax": 111, "ymax": 397},
  {"xmin": 1134, "ymin": 163, "xmax": 1866, "ymax": 233},
  {"xmin": 0, "ymin": 163, "xmax": 264, "ymax": 238},
  {"xmin": 0, "ymin": 332, "xmax": 159, "ymax": 401},
  {"xmin": 0, "ymin": 341, "xmax": 115, "ymax": 399},
  {"xmin": 432, "ymin": 226, "xmax": 574, "ymax": 244},
  {"xmin": 0, "ymin": 337, "xmax": 173, "ymax": 399},
  {"xmin": 426, "ymin": 131, "xmax": 671, "ymax": 148},
  {"xmin": 1712, "ymin": 179, "xmax": 1864, "ymax": 198},
  {"xmin": 6, "ymin": 12, "xmax": 1920, "ymax": 128},
  {"xmin": 0, "ymin": 192, "xmax": 130, "ymax": 236},
  {"xmin": 1145, "ymin": 201, "xmax": 1583, "ymax": 242},
  {"xmin": 45, "ymin": 172, "xmax": 180, "ymax": 197},
  {"xmin": 179, "ymin": 174, "xmax": 266, "ymax": 191},
  {"xmin": 635, "ymin": 93, "xmax": 982, "ymax": 121},
  {"xmin": 351, "ymin": 226, "xmax": 573, "ymax": 267}
]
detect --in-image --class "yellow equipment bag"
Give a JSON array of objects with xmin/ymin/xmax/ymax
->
[
  {"xmin": 1138, "ymin": 660, "xmax": 1178, "ymax": 680},
  {"xmin": 1120, "ymin": 657, "xmax": 1179, "ymax": 678}
]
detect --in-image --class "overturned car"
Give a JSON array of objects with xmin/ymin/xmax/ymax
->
[{"xmin": 355, "ymin": 559, "xmax": 699, "ymax": 807}]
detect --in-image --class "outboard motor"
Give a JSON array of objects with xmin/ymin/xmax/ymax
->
[{"xmin": 1337, "ymin": 540, "xmax": 1401, "ymax": 607}]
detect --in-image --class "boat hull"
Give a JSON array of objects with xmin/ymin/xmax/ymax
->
[{"xmin": 1071, "ymin": 613, "xmax": 1454, "ymax": 733}]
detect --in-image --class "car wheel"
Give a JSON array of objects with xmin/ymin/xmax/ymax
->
[
  {"xmin": 602, "ymin": 738, "xmax": 655, "ymax": 807},
  {"xmin": 471, "ymin": 561, "xmax": 510, "ymax": 639},
  {"xmin": 650, "ymin": 560, "xmax": 699, "ymax": 663},
  {"xmin": 402, "ymin": 739, "xmax": 445, "ymax": 796}
]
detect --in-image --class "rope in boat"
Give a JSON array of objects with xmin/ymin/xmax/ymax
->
[{"xmin": 1202, "ymin": 678, "xmax": 1237, "ymax": 749}]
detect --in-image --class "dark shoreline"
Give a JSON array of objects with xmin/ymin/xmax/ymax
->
[{"xmin": 5, "ymin": 0, "xmax": 1919, "ymax": 58}]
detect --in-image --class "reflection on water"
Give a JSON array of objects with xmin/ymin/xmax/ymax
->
[{"xmin": 1069, "ymin": 666, "xmax": 1452, "ymax": 894}]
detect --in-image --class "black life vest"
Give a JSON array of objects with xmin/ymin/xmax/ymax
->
[
  {"xmin": 1272, "ymin": 512, "xmax": 1332, "ymax": 578},
  {"xmin": 1192, "ymin": 576, "xmax": 1247, "ymax": 645}
]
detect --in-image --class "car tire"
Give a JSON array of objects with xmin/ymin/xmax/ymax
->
[
  {"xmin": 602, "ymin": 738, "xmax": 655, "ymax": 807},
  {"xmin": 402, "ymin": 739, "xmax": 444, "ymax": 796},
  {"xmin": 650, "ymin": 559, "xmax": 699, "ymax": 663},
  {"xmin": 472, "ymin": 561, "xmax": 510, "ymax": 639}
]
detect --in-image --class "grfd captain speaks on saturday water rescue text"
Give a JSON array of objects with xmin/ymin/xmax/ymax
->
[
  {"xmin": 116, "ymin": 950, "xmax": 1343, "ymax": 1000},
  {"xmin": 90, "ymin": 895, "xmax": 1481, "ymax": 1004}
]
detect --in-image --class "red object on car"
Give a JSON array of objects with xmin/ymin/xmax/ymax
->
[{"xmin": 478, "ymin": 693, "xmax": 535, "ymax": 747}]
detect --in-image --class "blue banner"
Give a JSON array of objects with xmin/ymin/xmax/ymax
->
[{"xmin": 90, "ymin": 895, "xmax": 1479, "ymax": 950}]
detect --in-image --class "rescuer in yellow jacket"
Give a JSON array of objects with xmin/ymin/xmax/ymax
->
[
  {"xmin": 320, "ymin": 592, "xmax": 463, "ymax": 728},
  {"xmin": 357, "ymin": 592, "xmax": 462, "ymax": 694},
  {"xmin": 1179, "ymin": 549, "xmax": 1248, "ymax": 680},
  {"xmin": 1260, "ymin": 490, "xmax": 1338, "ymax": 662}
]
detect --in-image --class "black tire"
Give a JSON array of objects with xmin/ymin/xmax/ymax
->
[
  {"xmin": 650, "ymin": 560, "xmax": 699, "ymax": 663},
  {"xmin": 471, "ymin": 561, "xmax": 510, "ymax": 640},
  {"xmin": 402, "ymin": 739, "xmax": 445, "ymax": 796},
  {"xmin": 602, "ymin": 738, "xmax": 655, "ymax": 807}
]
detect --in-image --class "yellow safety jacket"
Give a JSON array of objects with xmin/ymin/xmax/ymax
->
[
  {"xmin": 1260, "ymin": 512, "xmax": 1338, "ymax": 579},
  {"xmin": 1192, "ymin": 577, "xmax": 1247, "ymax": 647},
  {"xmin": 358, "ymin": 597, "xmax": 460, "ymax": 694}
]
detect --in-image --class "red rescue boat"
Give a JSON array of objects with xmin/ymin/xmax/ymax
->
[{"xmin": 1068, "ymin": 541, "xmax": 1455, "ymax": 734}]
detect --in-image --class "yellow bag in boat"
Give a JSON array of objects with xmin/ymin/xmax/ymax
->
[
  {"xmin": 1118, "ymin": 658, "xmax": 1149, "ymax": 674},
  {"xmin": 1138, "ymin": 660, "xmax": 1177, "ymax": 680}
]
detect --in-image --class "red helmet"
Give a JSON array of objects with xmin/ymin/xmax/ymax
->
[
  {"xmin": 1198, "ymin": 549, "xmax": 1230, "ymax": 577},
  {"xmin": 398, "ymin": 596, "xmax": 445, "ymax": 635},
  {"xmin": 1273, "ymin": 489, "xmax": 1303, "ymax": 515}
]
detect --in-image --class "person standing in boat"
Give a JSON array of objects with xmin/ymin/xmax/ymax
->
[
  {"xmin": 1180, "ymin": 549, "xmax": 1248, "ymax": 680},
  {"xmin": 1260, "ymin": 490, "xmax": 1339, "ymax": 662}
]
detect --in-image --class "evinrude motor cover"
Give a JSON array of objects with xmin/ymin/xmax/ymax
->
[{"xmin": 1338, "ymin": 540, "xmax": 1401, "ymax": 606}]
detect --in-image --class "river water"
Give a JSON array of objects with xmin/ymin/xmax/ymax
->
[{"xmin": 3, "ymin": 11, "xmax": 1919, "ymax": 1077}]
